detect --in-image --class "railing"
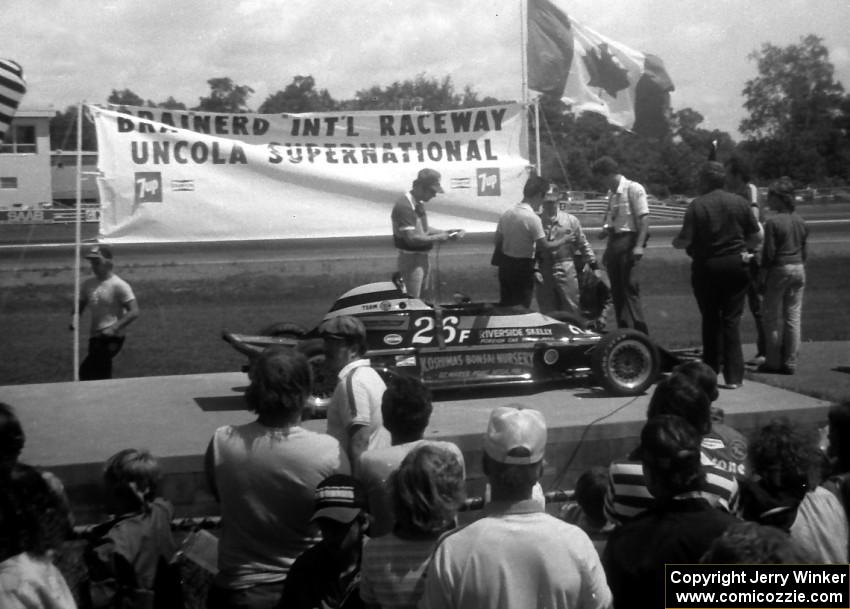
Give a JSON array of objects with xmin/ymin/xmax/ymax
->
[
  {"xmin": 72, "ymin": 489, "xmax": 577, "ymax": 536},
  {"xmin": 561, "ymin": 200, "xmax": 685, "ymax": 221}
]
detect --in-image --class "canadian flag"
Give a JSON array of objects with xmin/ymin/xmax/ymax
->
[{"xmin": 527, "ymin": 0, "xmax": 674, "ymax": 138}]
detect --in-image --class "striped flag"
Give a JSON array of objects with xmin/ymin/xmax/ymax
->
[
  {"xmin": 0, "ymin": 60, "xmax": 26, "ymax": 143},
  {"xmin": 527, "ymin": 0, "xmax": 674, "ymax": 138}
]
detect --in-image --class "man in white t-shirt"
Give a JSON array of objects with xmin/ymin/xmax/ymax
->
[
  {"xmin": 322, "ymin": 315, "xmax": 391, "ymax": 474},
  {"xmin": 72, "ymin": 244, "xmax": 139, "ymax": 380},
  {"xmin": 592, "ymin": 156, "xmax": 650, "ymax": 335},
  {"xmin": 493, "ymin": 175, "xmax": 565, "ymax": 309},
  {"xmin": 420, "ymin": 405, "xmax": 611, "ymax": 609}
]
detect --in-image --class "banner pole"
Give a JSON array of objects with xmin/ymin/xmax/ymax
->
[
  {"xmin": 534, "ymin": 97, "xmax": 542, "ymax": 176},
  {"xmin": 72, "ymin": 101, "xmax": 83, "ymax": 381},
  {"xmin": 520, "ymin": 0, "xmax": 535, "ymax": 175}
]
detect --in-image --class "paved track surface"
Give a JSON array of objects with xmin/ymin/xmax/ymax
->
[{"xmin": 2, "ymin": 220, "xmax": 849, "ymax": 278}]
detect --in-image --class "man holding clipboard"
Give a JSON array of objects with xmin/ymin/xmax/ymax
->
[{"xmin": 390, "ymin": 168, "xmax": 464, "ymax": 300}]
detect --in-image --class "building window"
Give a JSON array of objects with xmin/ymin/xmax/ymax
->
[
  {"xmin": 0, "ymin": 177, "xmax": 18, "ymax": 189},
  {"xmin": 0, "ymin": 125, "xmax": 37, "ymax": 154}
]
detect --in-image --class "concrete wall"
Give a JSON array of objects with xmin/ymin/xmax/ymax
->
[{"xmin": 6, "ymin": 372, "xmax": 830, "ymax": 525}]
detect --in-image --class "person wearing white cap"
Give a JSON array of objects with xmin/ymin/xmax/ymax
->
[
  {"xmin": 71, "ymin": 244, "xmax": 139, "ymax": 380},
  {"xmin": 390, "ymin": 168, "xmax": 464, "ymax": 300},
  {"xmin": 419, "ymin": 405, "xmax": 612, "ymax": 609}
]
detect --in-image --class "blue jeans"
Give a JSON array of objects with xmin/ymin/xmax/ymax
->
[{"xmin": 763, "ymin": 264, "xmax": 805, "ymax": 370}]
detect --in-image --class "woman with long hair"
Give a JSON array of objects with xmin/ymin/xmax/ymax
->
[{"xmin": 360, "ymin": 443, "xmax": 465, "ymax": 609}]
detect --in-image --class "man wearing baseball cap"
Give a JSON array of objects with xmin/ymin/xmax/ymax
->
[
  {"xmin": 420, "ymin": 405, "xmax": 612, "ymax": 609},
  {"xmin": 320, "ymin": 315, "xmax": 390, "ymax": 474},
  {"xmin": 71, "ymin": 244, "xmax": 139, "ymax": 380},
  {"xmin": 278, "ymin": 474, "xmax": 369, "ymax": 608},
  {"xmin": 390, "ymin": 168, "xmax": 465, "ymax": 300}
]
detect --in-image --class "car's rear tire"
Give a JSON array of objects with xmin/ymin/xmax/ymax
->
[{"xmin": 591, "ymin": 329, "xmax": 660, "ymax": 396}]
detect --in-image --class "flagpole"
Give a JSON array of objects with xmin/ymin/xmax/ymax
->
[
  {"xmin": 72, "ymin": 101, "xmax": 83, "ymax": 381},
  {"xmin": 520, "ymin": 0, "xmax": 541, "ymax": 177},
  {"xmin": 519, "ymin": 0, "xmax": 534, "ymax": 178},
  {"xmin": 520, "ymin": 0, "xmax": 528, "ymax": 106}
]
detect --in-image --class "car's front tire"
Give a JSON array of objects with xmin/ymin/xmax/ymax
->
[
  {"xmin": 297, "ymin": 338, "xmax": 333, "ymax": 419},
  {"xmin": 591, "ymin": 329, "xmax": 660, "ymax": 396}
]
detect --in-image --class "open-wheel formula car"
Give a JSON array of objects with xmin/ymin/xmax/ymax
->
[{"xmin": 223, "ymin": 276, "xmax": 680, "ymax": 417}]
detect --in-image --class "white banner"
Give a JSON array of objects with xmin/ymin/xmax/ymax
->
[{"xmin": 90, "ymin": 103, "xmax": 531, "ymax": 243}]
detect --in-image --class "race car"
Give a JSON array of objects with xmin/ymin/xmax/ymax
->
[{"xmin": 223, "ymin": 277, "xmax": 678, "ymax": 416}]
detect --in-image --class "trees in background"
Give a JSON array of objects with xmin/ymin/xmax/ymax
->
[
  {"xmin": 739, "ymin": 35, "xmax": 850, "ymax": 185},
  {"xmin": 534, "ymin": 98, "xmax": 734, "ymax": 195},
  {"xmin": 258, "ymin": 75, "xmax": 336, "ymax": 113},
  {"xmin": 49, "ymin": 89, "xmax": 187, "ymax": 149},
  {"xmin": 194, "ymin": 77, "xmax": 254, "ymax": 113},
  {"xmin": 256, "ymin": 73, "xmax": 503, "ymax": 113},
  {"xmin": 537, "ymin": 34, "xmax": 850, "ymax": 192},
  {"xmin": 46, "ymin": 35, "xmax": 850, "ymax": 189},
  {"xmin": 107, "ymin": 88, "xmax": 146, "ymax": 107},
  {"xmin": 349, "ymin": 74, "xmax": 502, "ymax": 111},
  {"xmin": 49, "ymin": 106, "xmax": 97, "ymax": 151}
]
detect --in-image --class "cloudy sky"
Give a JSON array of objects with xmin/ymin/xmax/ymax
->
[{"xmin": 8, "ymin": 0, "xmax": 850, "ymax": 137}]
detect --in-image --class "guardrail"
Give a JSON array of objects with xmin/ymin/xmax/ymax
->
[{"xmin": 561, "ymin": 200, "xmax": 685, "ymax": 221}]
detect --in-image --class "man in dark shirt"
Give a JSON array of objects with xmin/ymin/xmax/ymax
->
[
  {"xmin": 390, "ymin": 169, "xmax": 463, "ymax": 300},
  {"xmin": 725, "ymin": 156, "xmax": 766, "ymax": 365},
  {"xmin": 673, "ymin": 161, "xmax": 762, "ymax": 389}
]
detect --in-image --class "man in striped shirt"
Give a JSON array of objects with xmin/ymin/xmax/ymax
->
[{"xmin": 604, "ymin": 374, "xmax": 739, "ymax": 525}]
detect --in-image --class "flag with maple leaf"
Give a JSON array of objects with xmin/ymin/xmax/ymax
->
[{"xmin": 527, "ymin": 0, "xmax": 674, "ymax": 138}]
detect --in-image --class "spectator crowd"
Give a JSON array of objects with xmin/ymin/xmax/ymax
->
[
  {"xmin": 2, "ymin": 337, "xmax": 846, "ymax": 608},
  {"xmin": 1, "ymin": 157, "xmax": 819, "ymax": 608}
]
